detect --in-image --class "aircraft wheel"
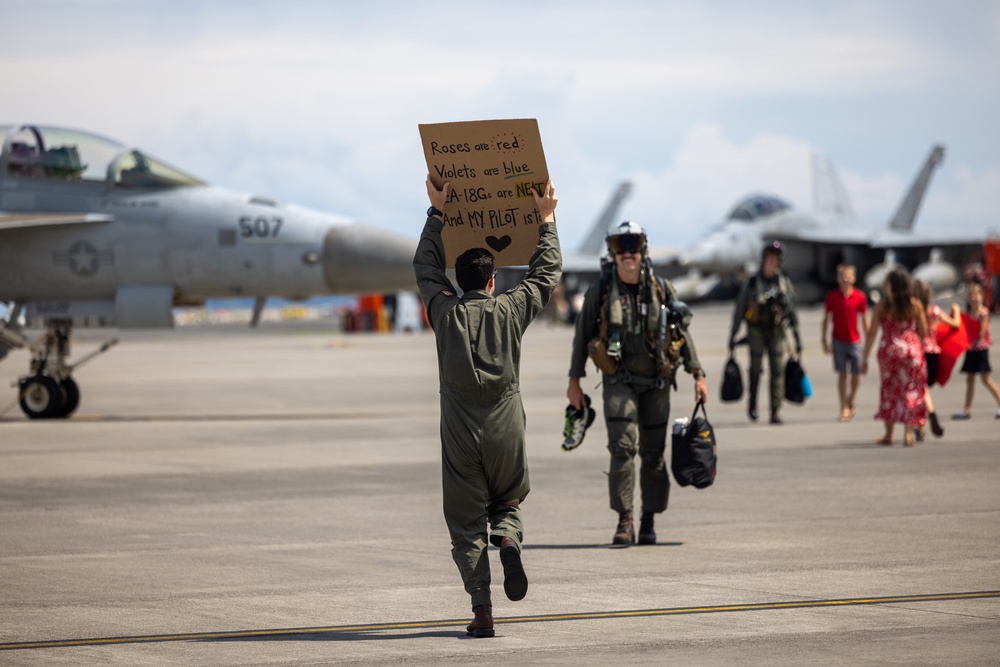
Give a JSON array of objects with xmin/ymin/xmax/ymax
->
[
  {"xmin": 58, "ymin": 377, "xmax": 81, "ymax": 417},
  {"xmin": 18, "ymin": 375, "xmax": 66, "ymax": 419}
]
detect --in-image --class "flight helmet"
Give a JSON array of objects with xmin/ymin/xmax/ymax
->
[{"xmin": 606, "ymin": 220, "xmax": 648, "ymax": 256}]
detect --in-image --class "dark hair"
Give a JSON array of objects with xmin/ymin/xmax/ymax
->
[
  {"xmin": 912, "ymin": 278, "xmax": 931, "ymax": 309},
  {"xmin": 762, "ymin": 240, "xmax": 783, "ymax": 260},
  {"xmin": 455, "ymin": 247, "xmax": 495, "ymax": 291},
  {"xmin": 883, "ymin": 268, "xmax": 916, "ymax": 321}
]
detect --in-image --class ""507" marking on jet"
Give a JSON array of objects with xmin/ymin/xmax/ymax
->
[{"xmin": 238, "ymin": 215, "xmax": 283, "ymax": 239}]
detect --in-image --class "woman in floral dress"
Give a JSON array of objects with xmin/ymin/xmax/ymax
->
[{"xmin": 861, "ymin": 268, "xmax": 928, "ymax": 446}]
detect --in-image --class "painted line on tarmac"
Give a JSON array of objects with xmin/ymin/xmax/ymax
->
[
  {"xmin": 70, "ymin": 412, "xmax": 408, "ymax": 422},
  {"xmin": 2, "ymin": 590, "xmax": 998, "ymax": 651}
]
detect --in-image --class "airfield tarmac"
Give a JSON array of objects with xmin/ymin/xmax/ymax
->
[{"xmin": 0, "ymin": 304, "xmax": 998, "ymax": 666}]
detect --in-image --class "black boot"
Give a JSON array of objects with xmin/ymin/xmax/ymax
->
[
  {"xmin": 499, "ymin": 537, "xmax": 528, "ymax": 602},
  {"xmin": 638, "ymin": 512, "xmax": 656, "ymax": 545},
  {"xmin": 748, "ymin": 374, "xmax": 759, "ymax": 422},
  {"xmin": 929, "ymin": 412, "xmax": 944, "ymax": 437}
]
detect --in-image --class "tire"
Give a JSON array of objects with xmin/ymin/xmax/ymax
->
[
  {"xmin": 18, "ymin": 375, "xmax": 66, "ymax": 419},
  {"xmin": 58, "ymin": 377, "xmax": 81, "ymax": 417}
]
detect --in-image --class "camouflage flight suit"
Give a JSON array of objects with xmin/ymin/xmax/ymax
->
[
  {"xmin": 569, "ymin": 272, "xmax": 704, "ymax": 517},
  {"xmin": 414, "ymin": 215, "xmax": 561, "ymax": 610},
  {"xmin": 729, "ymin": 271, "xmax": 801, "ymax": 414}
]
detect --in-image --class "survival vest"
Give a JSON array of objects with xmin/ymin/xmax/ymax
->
[
  {"xmin": 744, "ymin": 272, "xmax": 794, "ymax": 328},
  {"xmin": 587, "ymin": 261, "xmax": 688, "ymax": 380}
]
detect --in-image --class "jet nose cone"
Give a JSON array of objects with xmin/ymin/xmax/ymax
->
[{"xmin": 323, "ymin": 224, "xmax": 417, "ymax": 294}]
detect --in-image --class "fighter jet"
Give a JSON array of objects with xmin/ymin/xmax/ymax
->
[
  {"xmin": 675, "ymin": 145, "xmax": 984, "ymax": 303},
  {"xmin": 0, "ymin": 124, "xmax": 416, "ymax": 419}
]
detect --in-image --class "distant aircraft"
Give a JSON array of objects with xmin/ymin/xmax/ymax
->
[
  {"xmin": 0, "ymin": 124, "xmax": 417, "ymax": 419},
  {"xmin": 673, "ymin": 145, "xmax": 984, "ymax": 303}
]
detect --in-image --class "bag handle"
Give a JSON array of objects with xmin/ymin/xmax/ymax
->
[{"xmin": 690, "ymin": 398, "xmax": 708, "ymax": 423}]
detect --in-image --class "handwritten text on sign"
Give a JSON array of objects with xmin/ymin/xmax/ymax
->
[{"xmin": 420, "ymin": 119, "xmax": 549, "ymax": 266}]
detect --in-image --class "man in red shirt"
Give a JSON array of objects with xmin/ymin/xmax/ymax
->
[{"xmin": 822, "ymin": 264, "xmax": 870, "ymax": 421}]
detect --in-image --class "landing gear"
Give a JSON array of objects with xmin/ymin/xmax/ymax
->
[
  {"xmin": 18, "ymin": 374, "xmax": 67, "ymax": 418},
  {"xmin": 60, "ymin": 376, "xmax": 80, "ymax": 416},
  {"xmin": 13, "ymin": 319, "xmax": 117, "ymax": 419}
]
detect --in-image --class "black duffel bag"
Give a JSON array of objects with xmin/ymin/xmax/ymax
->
[
  {"xmin": 720, "ymin": 354, "xmax": 743, "ymax": 402},
  {"xmin": 784, "ymin": 356, "xmax": 807, "ymax": 404},
  {"xmin": 671, "ymin": 400, "xmax": 717, "ymax": 489}
]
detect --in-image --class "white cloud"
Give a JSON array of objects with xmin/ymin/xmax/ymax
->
[
  {"xmin": 922, "ymin": 166, "xmax": 1000, "ymax": 236},
  {"xmin": 841, "ymin": 161, "xmax": 1000, "ymax": 238},
  {"xmin": 616, "ymin": 124, "xmax": 814, "ymax": 245},
  {"xmin": 2, "ymin": 1, "xmax": 997, "ymax": 250}
]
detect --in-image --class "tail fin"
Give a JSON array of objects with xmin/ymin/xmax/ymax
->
[
  {"xmin": 578, "ymin": 181, "xmax": 633, "ymax": 255},
  {"xmin": 888, "ymin": 145, "xmax": 945, "ymax": 232},
  {"xmin": 811, "ymin": 152, "xmax": 857, "ymax": 223}
]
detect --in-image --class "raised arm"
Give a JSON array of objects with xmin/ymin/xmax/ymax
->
[
  {"xmin": 509, "ymin": 180, "xmax": 563, "ymax": 327},
  {"xmin": 412, "ymin": 177, "xmax": 455, "ymax": 324},
  {"xmin": 939, "ymin": 303, "xmax": 962, "ymax": 328}
]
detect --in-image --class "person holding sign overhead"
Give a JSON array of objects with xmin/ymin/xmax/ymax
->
[{"xmin": 414, "ymin": 176, "xmax": 561, "ymax": 638}]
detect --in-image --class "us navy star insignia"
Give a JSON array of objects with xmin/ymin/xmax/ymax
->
[{"xmin": 53, "ymin": 241, "xmax": 115, "ymax": 277}]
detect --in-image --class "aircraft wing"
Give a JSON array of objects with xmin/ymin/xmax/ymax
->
[
  {"xmin": 868, "ymin": 229, "xmax": 986, "ymax": 249},
  {"xmin": 770, "ymin": 222, "xmax": 984, "ymax": 250},
  {"xmin": 0, "ymin": 212, "xmax": 113, "ymax": 231},
  {"xmin": 768, "ymin": 225, "xmax": 873, "ymax": 247}
]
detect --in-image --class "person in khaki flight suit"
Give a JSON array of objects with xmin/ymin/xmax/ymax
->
[
  {"xmin": 567, "ymin": 221, "xmax": 708, "ymax": 547},
  {"xmin": 414, "ymin": 176, "xmax": 561, "ymax": 638}
]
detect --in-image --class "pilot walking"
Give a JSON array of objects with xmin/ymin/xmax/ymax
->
[
  {"xmin": 414, "ymin": 176, "xmax": 561, "ymax": 638},
  {"xmin": 567, "ymin": 221, "xmax": 708, "ymax": 546},
  {"xmin": 729, "ymin": 241, "xmax": 802, "ymax": 424}
]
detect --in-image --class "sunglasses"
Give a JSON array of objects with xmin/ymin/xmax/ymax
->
[{"xmin": 609, "ymin": 234, "xmax": 644, "ymax": 255}]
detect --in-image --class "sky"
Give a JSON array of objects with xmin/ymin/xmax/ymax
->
[{"xmin": 3, "ymin": 0, "xmax": 999, "ymax": 252}]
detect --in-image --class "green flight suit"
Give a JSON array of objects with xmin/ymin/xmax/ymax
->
[
  {"xmin": 729, "ymin": 271, "xmax": 801, "ymax": 413},
  {"xmin": 414, "ymin": 216, "xmax": 561, "ymax": 610},
  {"xmin": 568, "ymin": 271, "xmax": 704, "ymax": 516}
]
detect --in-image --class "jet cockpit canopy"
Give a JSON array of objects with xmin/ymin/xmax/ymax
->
[
  {"xmin": 0, "ymin": 124, "xmax": 204, "ymax": 189},
  {"xmin": 726, "ymin": 195, "xmax": 791, "ymax": 222}
]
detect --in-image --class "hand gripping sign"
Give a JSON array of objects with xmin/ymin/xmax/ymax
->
[{"xmin": 419, "ymin": 119, "xmax": 549, "ymax": 267}]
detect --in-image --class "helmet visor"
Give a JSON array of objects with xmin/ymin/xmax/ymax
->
[{"xmin": 608, "ymin": 233, "xmax": 645, "ymax": 255}]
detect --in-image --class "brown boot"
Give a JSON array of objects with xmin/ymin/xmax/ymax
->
[
  {"xmin": 466, "ymin": 604, "xmax": 494, "ymax": 638},
  {"xmin": 612, "ymin": 511, "xmax": 635, "ymax": 546}
]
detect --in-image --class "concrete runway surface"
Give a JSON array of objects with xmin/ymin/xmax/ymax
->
[{"xmin": 1, "ymin": 304, "xmax": 998, "ymax": 666}]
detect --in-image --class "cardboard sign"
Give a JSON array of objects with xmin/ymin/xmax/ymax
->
[{"xmin": 419, "ymin": 119, "xmax": 549, "ymax": 267}]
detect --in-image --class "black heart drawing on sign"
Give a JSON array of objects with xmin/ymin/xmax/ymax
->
[{"xmin": 485, "ymin": 235, "xmax": 512, "ymax": 252}]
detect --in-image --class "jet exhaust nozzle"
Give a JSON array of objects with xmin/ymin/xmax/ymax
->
[{"xmin": 322, "ymin": 225, "xmax": 418, "ymax": 295}]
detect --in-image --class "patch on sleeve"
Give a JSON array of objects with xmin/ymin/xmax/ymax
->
[{"xmin": 441, "ymin": 290, "xmax": 455, "ymax": 297}]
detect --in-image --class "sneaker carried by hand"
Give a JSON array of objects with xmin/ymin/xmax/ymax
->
[{"xmin": 562, "ymin": 394, "xmax": 596, "ymax": 451}]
